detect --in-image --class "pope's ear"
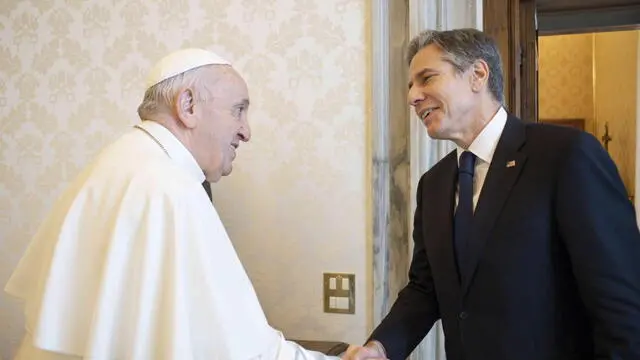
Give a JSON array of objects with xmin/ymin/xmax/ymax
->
[{"xmin": 174, "ymin": 88, "xmax": 198, "ymax": 128}]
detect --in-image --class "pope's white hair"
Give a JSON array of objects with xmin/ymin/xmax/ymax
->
[{"xmin": 137, "ymin": 65, "xmax": 213, "ymax": 120}]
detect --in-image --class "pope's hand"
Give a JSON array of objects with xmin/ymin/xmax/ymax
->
[{"xmin": 341, "ymin": 341, "xmax": 387, "ymax": 360}]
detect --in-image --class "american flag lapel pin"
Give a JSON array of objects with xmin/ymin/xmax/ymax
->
[{"xmin": 506, "ymin": 160, "xmax": 516, "ymax": 168}]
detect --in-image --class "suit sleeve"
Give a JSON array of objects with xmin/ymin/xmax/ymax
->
[
  {"xmin": 556, "ymin": 131, "xmax": 640, "ymax": 358},
  {"xmin": 367, "ymin": 175, "xmax": 440, "ymax": 359}
]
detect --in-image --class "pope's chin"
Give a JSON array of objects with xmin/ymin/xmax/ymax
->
[
  {"xmin": 219, "ymin": 156, "xmax": 235, "ymax": 176},
  {"xmin": 221, "ymin": 164, "xmax": 233, "ymax": 177},
  {"xmin": 205, "ymin": 165, "xmax": 224, "ymax": 183}
]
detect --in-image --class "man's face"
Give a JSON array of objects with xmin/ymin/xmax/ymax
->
[
  {"xmin": 193, "ymin": 67, "xmax": 251, "ymax": 182},
  {"xmin": 407, "ymin": 44, "xmax": 477, "ymax": 141}
]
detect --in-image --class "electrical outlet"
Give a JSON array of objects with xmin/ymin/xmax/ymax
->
[{"xmin": 323, "ymin": 273, "xmax": 355, "ymax": 314}]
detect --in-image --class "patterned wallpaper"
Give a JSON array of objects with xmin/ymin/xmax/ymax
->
[
  {"xmin": 593, "ymin": 30, "xmax": 638, "ymax": 198},
  {"xmin": 538, "ymin": 34, "xmax": 595, "ymax": 133},
  {"xmin": 538, "ymin": 31, "xmax": 639, "ymax": 198},
  {"xmin": 0, "ymin": 0, "xmax": 370, "ymax": 358}
]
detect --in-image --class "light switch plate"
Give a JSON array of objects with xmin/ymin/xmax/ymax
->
[{"xmin": 323, "ymin": 273, "xmax": 355, "ymax": 314}]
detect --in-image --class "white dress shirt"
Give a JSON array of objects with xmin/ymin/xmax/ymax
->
[{"xmin": 455, "ymin": 107, "xmax": 508, "ymax": 211}]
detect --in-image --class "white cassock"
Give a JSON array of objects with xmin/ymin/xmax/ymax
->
[{"xmin": 5, "ymin": 120, "xmax": 339, "ymax": 360}]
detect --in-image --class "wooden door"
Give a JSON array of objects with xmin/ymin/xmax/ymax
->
[
  {"xmin": 484, "ymin": 0, "xmax": 640, "ymax": 123},
  {"xmin": 483, "ymin": 0, "xmax": 539, "ymax": 122},
  {"xmin": 519, "ymin": 0, "xmax": 538, "ymax": 123}
]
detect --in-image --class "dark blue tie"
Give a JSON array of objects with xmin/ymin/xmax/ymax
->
[{"xmin": 454, "ymin": 151, "xmax": 476, "ymax": 280}]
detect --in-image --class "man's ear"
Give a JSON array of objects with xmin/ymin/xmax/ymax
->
[
  {"xmin": 469, "ymin": 59, "xmax": 490, "ymax": 93},
  {"xmin": 174, "ymin": 88, "xmax": 198, "ymax": 128}
]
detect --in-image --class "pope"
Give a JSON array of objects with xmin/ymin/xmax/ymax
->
[{"xmin": 5, "ymin": 48, "xmax": 377, "ymax": 360}]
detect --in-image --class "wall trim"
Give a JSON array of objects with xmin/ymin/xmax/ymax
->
[{"xmin": 370, "ymin": 0, "xmax": 411, "ymax": 328}]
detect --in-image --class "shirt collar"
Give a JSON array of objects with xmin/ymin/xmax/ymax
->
[
  {"xmin": 136, "ymin": 120, "xmax": 206, "ymax": 183},
  {"xmin": 456, "ymin": 106, "xmax": 508, "ymax": 165}
]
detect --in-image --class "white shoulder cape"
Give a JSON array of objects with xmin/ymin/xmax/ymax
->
[{"xmin": 5, "ymin": 123, "xmax": 338, "ymax": 360}]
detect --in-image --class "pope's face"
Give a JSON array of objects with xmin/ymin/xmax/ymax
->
[{"xmin": 193, "ymin": 67, "xmax": 251, "ymax": 182}]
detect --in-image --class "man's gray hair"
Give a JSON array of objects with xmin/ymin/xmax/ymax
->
[
  {"xmin": 407, "ymin": 28, "xmax": 504, "ymax": 104},
  {"xmin": 137, "ymin": 65, "xmax": 212, "ymax": 120}
]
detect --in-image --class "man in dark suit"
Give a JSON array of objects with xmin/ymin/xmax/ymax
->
[{"xmin": 344, "ymin": 28, "xmax": 640, "ymax": 360}]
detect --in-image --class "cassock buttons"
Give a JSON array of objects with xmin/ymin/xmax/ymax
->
[{"xmin": 458, "ymin": 311, "xmax": 468, "ymax": 320}]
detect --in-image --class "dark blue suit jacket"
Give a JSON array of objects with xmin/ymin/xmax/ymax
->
[{"xmin": 369, "ymin": 114, "xmax": 640, "ymax": 360}]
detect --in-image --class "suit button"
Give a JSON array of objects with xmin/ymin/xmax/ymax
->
[{"xmin": 458, "ymin": 311, "xmax": 468, "ymax": 320}]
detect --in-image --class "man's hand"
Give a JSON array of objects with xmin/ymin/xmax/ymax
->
[{"xmin": 341, "ymin": 341, "xmax": 387, "ymax": 360}]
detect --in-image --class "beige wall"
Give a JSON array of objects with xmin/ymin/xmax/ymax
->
[
  {"xmin": 539, "ymin": 30, "xmax": 639, "ymax": 198},
  {"xmin": 594, "ymin": 30, "xmax": 638, "ymax": 198},
  {"xmin": 539, "ymin": 34, "xmax": 595, "ymax": 133},
  {"xmin": 0, "ymin": 1, "xmax": 371, "ymax": 357}
]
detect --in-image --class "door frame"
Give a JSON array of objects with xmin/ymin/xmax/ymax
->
[
  {"xmin": 482, "ymin": 0, "xmax": 640, "ymax": 122},
  {"xmin": 482, "ymin": 0, "xmax": 522, "ymax": 118},
  {"xmin": 538, "ymin": 5, "xmax": 640, "ymax": 36}
]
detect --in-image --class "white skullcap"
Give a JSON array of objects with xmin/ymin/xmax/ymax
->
[{"xmin": 145, "ymin": 48, "xmax": 231, "ymax": 89}]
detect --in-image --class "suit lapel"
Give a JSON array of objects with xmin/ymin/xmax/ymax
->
[
  {"xmin": 461, "ymin": 115, "xmax": 528, "ymax": 295},
  {"xmin": 423, "ymin": 151, "xmax": 462, "ymax": 297}
]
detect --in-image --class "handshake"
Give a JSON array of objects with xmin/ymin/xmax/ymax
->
[{"xmin": 340, "ymin": 341, "xmax": 388, "ymax": 360}]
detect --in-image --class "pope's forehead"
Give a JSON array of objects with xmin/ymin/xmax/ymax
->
[{"xmin": 205, "ymin": 66, "xmax": 248, "ymax": 95}]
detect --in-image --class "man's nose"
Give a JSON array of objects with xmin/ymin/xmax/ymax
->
[
  {"xmin": 239, "ymin": 124, "xmax": 251, "ymax": 142},
  {"xmin": 408, "ymin": 86, "xmax": 424, "ymax": 107}
]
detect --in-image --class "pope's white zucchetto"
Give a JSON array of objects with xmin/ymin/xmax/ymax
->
[{"xmin": 145, "ymin": 48, "xmax": 231, "ymax": 89}]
